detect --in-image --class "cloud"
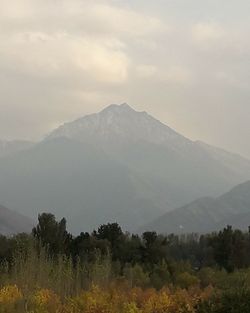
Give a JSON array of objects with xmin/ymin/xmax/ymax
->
[
  {"xmin": 0, "ymin": 1, "xmax": 167, "ymax": 85},
  {"xmin": 136, "ymin": 64, "xmax": 192, "ymax": 84},
  {"xmin": 0, "ymin": 0, "xmax": 35, "ymax": 19},
  {"xmin": 190, "ymin": 21, "xmax": 250, "ymax": 57},
  {"xmin": 0, "ymin": 31, "xmax": 130, "ymax": 84},
  {"xmin": 191, "ymin": 22, "xmax": 225, "ymax": 43},
  {"xmin": 135, "ymin": 65, "xmax": 158, "ymax": 79},
  {"xmin": 83, "ymin": 3, "xmax": 167, "ymax": 37},
  {"xmin": 73, "ymin": 37, "xmax": 130, "ymax": 84},
  {"xmin": 0, "ymin": 0, "xmax": 167, "ymax": 37}
]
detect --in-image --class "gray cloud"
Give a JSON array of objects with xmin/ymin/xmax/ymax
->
[{"xmin": 0, "ymin": 0, "xmax": 250, "ymax": 157}]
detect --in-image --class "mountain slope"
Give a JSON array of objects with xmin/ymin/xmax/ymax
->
[
  {"xmin": 142, "ymin": 181, "xmax": 250, "ymax": 234},
  {"xmin": 0, "ymin": 204, "xmax": 33, "ymax": 235},
  {"xmin": 0, "ymin": 138, "xmax": 163, "ymax": 233},
  {"xmin": 0, "ymin": 140, "xmax": 33, "ymax": 158},
  {"xmin": 196, "ymin": 141, "xmax": 250, "ymax": 179},
  {"xmin": 47, "ymin": 103, "xmax": 250, "ymax": 208},
  {"xmin": 0, "ymin": 103, "xmax": 250, "ymax": 233}
]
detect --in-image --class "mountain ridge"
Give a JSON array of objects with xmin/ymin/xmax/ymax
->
[
  {"xmin": 0, "ymin": 204, "xmax": 34, "ymax": 235},
  {"xmin": 46, "ymin": 103, "xmax": 190, "ymax": 148},
  {"xmin": 142, "ymin": 180, "xmax": 250, "ymax": 234},
  {"xmin": 0, "ymin": 103, "xmax": 250, "ymax": 233}
]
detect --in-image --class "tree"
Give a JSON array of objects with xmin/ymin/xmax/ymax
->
[
  {"xmin": 32, "ymin": 213, "xmax": 70, "ymax": 255},
  {"xmin": 142, "ymin": 232, "xmax": 157, "ymax": 248},
  {"xmin": 210, "ymin": 226, "xmax": 234, "ymax": 272},
  {"xmin": 95, "ymin": 223, "xmax": 123, "ymax": 247}
]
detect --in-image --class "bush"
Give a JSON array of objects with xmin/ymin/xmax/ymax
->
[
  {"xmin": 175, "ymin": 272, "xmax": 200, "ymax": 289},
  {"xmin": 197, "ymin": 288, "xmax": 250, "ymax": 313}
]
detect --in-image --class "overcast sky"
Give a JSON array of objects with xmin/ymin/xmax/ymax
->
[{"xmin": 0, "ymin": 0, "xmax": 250, "ymax": 157}]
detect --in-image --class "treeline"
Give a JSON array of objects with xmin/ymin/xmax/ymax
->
[
  {"xmin": 1, "ymin": 214, "xmax": 250, "ymax": 278},
  {"xmin": 1, "ymin": 213, "xmax": 250, "ymax": 312},
  {"xmin": 32, "ymin": 214, "xmax": 250, "ymax": 272},
  {"xmin": 1, "ymin": 214, "xmax": 250, "ymax": 270}
]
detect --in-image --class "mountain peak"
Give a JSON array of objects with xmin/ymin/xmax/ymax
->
[
  {"xmin": 100, "ymin": 103, "xmax": 136, "ymax": 114},
  {"xmin": 46, "ymin": 102, "xmax": 189, "ymax": 147}
]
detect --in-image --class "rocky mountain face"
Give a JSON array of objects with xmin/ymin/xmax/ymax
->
[
  {"xmin": 47, "ymin": 103, "xmax": 188, "ymax": 148},
  {"xmin": 0, "ymin": 103, "xmax": 250, "ymax": 233}
]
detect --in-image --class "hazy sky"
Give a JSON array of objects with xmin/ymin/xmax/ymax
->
[{"xmin": 0, "ymin": 0, "xmax": 250, "ymax": 157}]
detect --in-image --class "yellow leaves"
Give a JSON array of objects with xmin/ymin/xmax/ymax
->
[
  {"xmin": 143, "ymin": 290, "xmax": 173, "ymax": 313},
  {"xmin": 64, "ymin": 285, "xmax": 114, "ymax": 313},
  {"xmin": 0, "ymin": 283, "xmax": 214, "ymax": 313},
  {"xmin": 0, "ymin": 285, "xmax": 22, "ymax": 304},
  {"xmin": 0, "ymin": 285, "xmax": 23, "ymax": 313},
  {"xmin": 30, "ymin": 289, "xmax": 61, "ymax": 313},
  {"xmin": 122, "ymin": 302, "xmax": 142, "ymax": 313}
]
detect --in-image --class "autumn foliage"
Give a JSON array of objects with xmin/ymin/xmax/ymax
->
[
  {"xmin": 0, "ymin": 283, "xmax": 214, "ymax": 313},
  {"xmin": 1, "ymin": 215, "xmax": 250, "ymax": 312}
]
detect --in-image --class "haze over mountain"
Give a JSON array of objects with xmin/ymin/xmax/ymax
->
[
  {"xmin": 142, "ymin": 180, "xmax": 250, "ymax": 234},
  {"xmin": 0, "ymin": 103, "xmax": 250, "ymax": 233},
  {"xmin": 0, "ymin": 204, "xmax": 33, "ymax": 235},
  {"xmin": 0, "ymin": 140, "xmax": 33, "ymax": 158}
]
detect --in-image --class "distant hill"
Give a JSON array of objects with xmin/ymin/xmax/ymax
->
[
  {"xmin": 142, "ymin": 181, "xmax": 250, "ymax": 234},
  {"xmin": 0, "ymin": 103, "xmax": 250, "ymax": 233},
  {"xmin": 0, "ymin": 204, "xmax": 34, "ymax": 235}
]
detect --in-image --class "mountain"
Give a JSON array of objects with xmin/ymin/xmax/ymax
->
[
  {"xmin": 46, "ymin": 103, "xmax": 250, "ymax": 208},
  {"xmin": 0, "ymin": 103, "xmax": 249, "ymax": 233},
  {"xmin": 47, "ymin": 103, "xmax": 188, "ymax": 147},
  {"xmin": 0, "ymin": 138, "xmax": 163, "ymax": 232},
  {"xmin": 0, "ymin": 204, "xmax": 34, "ymax": 235},
  {"xmin": 0, "ymin": 140, "xmax": 33, "ymax": 158},
  {"xmin": 142, "ymin": 181, "xmax": 250, "ymax": 234},
  {"xmin": 195, "ymin": 141, "xmax": 250, "ymax": 179}
]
